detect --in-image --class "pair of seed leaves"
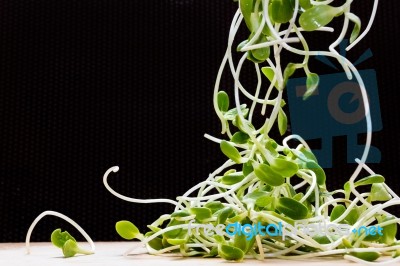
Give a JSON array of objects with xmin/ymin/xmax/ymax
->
[{"xmin": 51, "ymin": 229, "xmax": 93, "ymax": 258}]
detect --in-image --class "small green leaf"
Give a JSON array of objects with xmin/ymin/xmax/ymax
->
[
  {"xmin": 240, "ymin": 0, "xmax": 256, "ymax": 31},
  {"xmin": 313, "ymin": 235, "xmax": 332, "ymax": 244},
  {"xmin": 62, "ymin": 239, "xmax": 93, "ymax": 258},
  {"xmin": 221, "ymin": 173, "xmax": 245, "ymax": 185},
  {"xmin": 251, "ymin": 35, "xmax": 270, "ymax": 62},
  {"xmin": 292, "ymin": 192, "xmax": 304, "ymax": 202},
  {"xmin": 204, "ymin": 247, "xmax": 218, "ymax": 258},
  {"xmin": 255, "ymin": 195, "xmax": 275, "ymax": 209},
  {"xmin": 217, "ymin": 207, "xmax": 234, "ymax": 224},
  {"xmin": 305, "ymin": 161, "xmax": 326, "ymax": 185},
  {"xmin": 298, "ymin": 146, "xmax": 318, "ymax": 163},
  {"xmin": 231, "ymin": 131, "xmax": 250, "ymax": 144},
  {"xmin": 220, "ymin": 140, "xmax": 242, "ymax": 164},
  {"xmin": 171, "ymin": 210, "xmax": 190, "ymax": 217},
  {"xmin": 147, "ymin": 236, "xmax": 163, "ymax": 250},
  {"xmin": 277, "ymin": 197, "xmax": 308, "ymax": 220},
  {"xmin": 224, "ymin": 104, "xmax": 248, "ymax": 120},
  {"xmin": 283, "ymin": 63, "xmax": 296, "ymax": 84},
  {"xmin": 278, "ymin": 109, "xmax": 288, "ymax": 136},
  {"xmin": 116, "ymin": 220, "xmax": 142, "ymax": 240},
  {"xmin": 237, "ymin": 39, "xmax": 249, "ymax": 52},
  {"xmin": 380, "ymin": 216, "xmax": 397, "ymax": 245},
  {"xmin": 304, "ymin": 73, "xmax": 319, "ymax": 100},
  {"xmin": 299, "ymin": 0, "xmax": 312, "ymax": 9},
  {"xmin": 269, "ymin": 0, "xmax": 295, "ymax": 24},
  {"xmin": 370, "ymin": 183, "xmax": 392, "ymax": 202},
  {"xmin": 393, "ymin": 249, "xmax": 400, "ymax": 258},
  {"xmin": 217, "ymin": 91, "xmax": 229, "ymax": 112},
  {"xmin": 344, "ymin": 208, "xmax": 359, "ymax": 225},
  {"xmin": 254, "ymin": 163, "xmax": 285, "ymax": 186},
  {"xmin": 244, "ymin": 191, "xmax": 268, "ymax": 200},
  {"xmin": 205, "ymin": 201, "xmax": 225, "ymax": 214},
  {"xmin": 261, "ymin": 67, "xmax": 278, "ymax": 89},
  {"xmin": 190, "ymin": 207, "xmax": 212, "ymax": 222},
  {"xmin": 218, "ymin": 244, "xmax": 244, "ymax": 261},
  {"xmin": 163, "ymin": 218, "xmax": 185, "ymax": 239},
  {"xmin": 234, "ymin": 115, "xmax": 255, "ymax": 132},
  {"xmin": 299, "ymin": 5, "xmax": 342, "ymax": 31},
  {"xmin": 234, "ymin": 233, "xmax": 247, "ymax": 251},
  {"xmin": 354, "ymin": 175, "xmax": 385, "ymax": 187},
  {"xmin": 51, "ymin": 229, "xmax": 76, "ymax": 249},
  {"xmin": 347, "ymin": 13, "xmax": 361, "ymax": 43},
  {"xmin": 270, "ymin": 158, "xmax": 298, "ymax": 177},
  {"xmin": 349, "ymin": 251, "xmax": 380, "ymax": 262},
  {"xmin": 166, "ymin": 238, "xmax": 186, "ymax": 245},
  {"xmin": 330, "ymin": 204, "xmax": 346, "ymax": 222},
  {"xmin": 242, "ymin": 161, "xmax": 254, "ymax": 176}
]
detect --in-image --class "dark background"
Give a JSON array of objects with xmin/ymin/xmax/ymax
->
[{"xmin": 0, "ymin": 0, "xmax": 399, "ymax": 242}]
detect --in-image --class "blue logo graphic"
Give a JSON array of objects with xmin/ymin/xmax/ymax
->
[{"xmin": 286, "ymin": 40, "xmax": 382, "ymax": 168}]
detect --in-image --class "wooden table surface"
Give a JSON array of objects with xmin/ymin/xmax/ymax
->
[{"xmin": 0, "ymin": 242, "xmax": 362, "ymax": 265}]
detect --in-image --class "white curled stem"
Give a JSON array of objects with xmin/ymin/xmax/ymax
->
[{"xmin": 103, "ymin": 166, "xmax": 180, "ymax": 207}]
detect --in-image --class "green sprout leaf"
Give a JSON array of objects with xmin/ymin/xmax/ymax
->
[
  {"xmin": 205, "ymin": 201, "xmax": 225, "ymax": 214},
  {"xmin": 354, "ymin": 174, "xmax": 385, "ymax": 187},
  {"xmin": 269, "ymin": 0, "xmax": 295, "ymax": 24},
  {"xmin": 115, "ymin": 220, "xmax": 143, "ymax": 240},
  {"xmin": 255, "ymin": 195, "xmax": 276, "ymax": 209},
  {"xmin": 261, "ymin": 67, "xmax": 279, "ymax": 89},
  {"xmin": 224, "ymin": 105, "xmax": 249, "ymax": 120},
  {"xmin": 221, "ymin": 173, "xmax": 245, "ymax": 185},
  {"xmin": 218, "ymin": 244, "xmax": 244, "ymax": 261},
  {"xmin": 216, "ymin": 207, "xmax": 234, "ymax": 224},
  {"xmin": 269, "ymin": 158, "xmax": 298, "ymax": 178},
  {"xmin": 231, "ymin": 131, "xmax": 250, "ymax": 144},
  {"xmin": 283, "ymin": 63, "xmax": 296, "ymax": 84},
  {"xmin": 239, "ymin": 0, "xmax": 256, "ymax": 31},
  {"xmin": 347, "ymin": 13, "xmax": 361, "ymax": 43},
  {"xmin": 299, "ymin": 0, "xmax": 312, "ymax": 10},
  {"xmin": 217, "ymin": 91, "xmax": 229, "ymax": 112},
  {"xmin": 304, "ymin": 161, "xmax": 326, "ymax": 185},
  {"xmin": 190, "ymin": 207, "xmax": 212, "ymax": 222},
  {"xmin": 330, "ymin": 204, "xmax": 346, "ymax": 222},
  {"xmin": 276, "ymin": 197, "xmax": 308, "ymax": 220},
  {"xmin": 303, "ymin": 72, "xmax": 319, "ymax": 100},
  {"xmin": 349, "ymin": 251, "xmax": 380, "ymax": 262},
  {"xmin": 370, "ymin": 183, "xmax": 392, "ymax": 202},
  {"xmin": 242, "ymin": 161, "xmax": 254, "ymax": 176},
  {"xmin": 299, "ymin": 5, "xmax": 342, "ymax": 31},
  {"xmin": 62, "ymin": 239, "xmax": 93, "ymax": 258},
  {"xmin": 254, "ymin": 163, "xmax": 285, "ymax": 186},
  {"xmin": 51, "ymin": 229, "xmax": 76, "ymax": 249},
  {"xmin": 220, "ymin": 140, "xmax": 243, "ymax": 164},
  {"xmin": 251, "ymin": 35, "xmax": 270, "ymax": 62},
  {"xmin": 146, "ymin": 234, "xmax": 163, "ymax": 250},
  {"xmin": 233, "ymin": 233, "xmax": 247, "ymax": 251},
  {"xmin": 379, "ymin": 216, "xmax": 397, "ymax": 245},
  {"xmin": 278, "ymin": 109, "xmax": 288, "ymax": 136}
]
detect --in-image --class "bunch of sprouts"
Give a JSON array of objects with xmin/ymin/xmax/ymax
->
[{"xmin": 26, "ymin": 0, "xmax": 400, "ymax": 264}]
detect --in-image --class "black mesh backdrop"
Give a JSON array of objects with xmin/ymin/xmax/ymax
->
[{"xmin": 0, "ymin": 0, "xmax": 399, "ymax": 242}]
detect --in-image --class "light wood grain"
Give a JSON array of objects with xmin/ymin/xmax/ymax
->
[{"xmin": 0, "ymin": 242, "xmax": 360, "ymax": 265}]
